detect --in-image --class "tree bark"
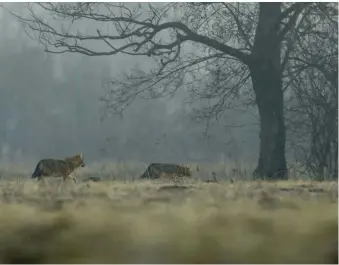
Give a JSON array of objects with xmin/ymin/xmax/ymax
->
[
  {"xmin": 334, "ymin": 140, "xmax": 338, "ymax": 180},
  {"xmin": 250, "ymin": 63, "xmax": 287, "ymax": 180},
  {"xmin": 249, "ymin": 3, "xmax": 288, "ymax": 180}
]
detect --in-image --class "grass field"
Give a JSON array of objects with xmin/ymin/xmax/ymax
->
[
  {"xmin": 0, "ymin": 161, "xmax": 337, "ymax": 263},
  {"xmin": 0, "ymin": 167, "xmax": 337, "ymax": 264}
]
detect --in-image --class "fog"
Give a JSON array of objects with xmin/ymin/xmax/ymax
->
[{"xmin": 0, "ymin": 4, "xmax": 261, "ymax": 169}]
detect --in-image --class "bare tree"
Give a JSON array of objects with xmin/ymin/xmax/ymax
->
[
  {"xmin": 4, "ymin": 2, "xmax": 330, "ymax": 180},
  {"xmin": 285, "ymin": 3, "xmax": 338, "ymax": 180}
]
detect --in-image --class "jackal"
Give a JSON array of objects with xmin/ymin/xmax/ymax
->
[
  {"xmin": 140, "ymin": 163, "xmax": 192, "ymax": 182},
  {"xmin": 31, "ymin": 153, "xmax": 85, "ymax": 182}
]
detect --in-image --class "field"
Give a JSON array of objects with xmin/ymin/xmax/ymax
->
[{"xmin": 0, "ymin": 162, "xmax": 337, "ymax": 263}]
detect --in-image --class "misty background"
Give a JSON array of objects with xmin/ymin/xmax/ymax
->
[{"xmin": 0, "ymin": 4, "xmax": 261, "ymax": 170}]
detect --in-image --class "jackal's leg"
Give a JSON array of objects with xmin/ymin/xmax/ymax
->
[
  {"xmin": 62, "ymin": 174, "xmax": 76, "ymax": 183},
  {"xmin": 177, "ymin": 174, "xmax": 185, "ymax": 186},
  {"xmin": 172, "ymin": 174, "xmax": 180, "ymax": 185},
  {"xmin": 165, "ymin": 173, "xmax": 173, "ymax": 184},
  {"xmin": 178, "ymin": 176, "xmax": 183, "ymax": 186},
  {"xmin": 37, "ymin": 177, "xmax": 47, "ymax": 189},
  {"xmin": 71, "ymin": 174, "xmax": 78, "ymax": 183},
  {"xmin": 62, "ymin": 175, "xmax": 68, "ymax": 181},
  {"xmin": 57, "ymin": 178, "xmax": 64, "ymax": 191}
]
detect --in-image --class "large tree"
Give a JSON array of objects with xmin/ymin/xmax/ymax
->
[{"xmin": 5, "ymin": 2, "xmax": 332, "ymax": 179}]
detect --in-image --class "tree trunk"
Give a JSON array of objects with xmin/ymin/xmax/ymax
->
[
  {"xmin": 250, "ymin": 65, "xmax": 287, "ymax": 180},
  {"xmin": 332, "ymin": 139, "xmax": 338, "ymax": 180},
  {"xmin": 250, "ymin": 3, "xmax": 288, "ymax": 180}
]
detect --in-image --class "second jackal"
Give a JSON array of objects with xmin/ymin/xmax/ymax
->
[{"xmin": 140, "ymin": 163, "xmax": 192, "ymax": 181}]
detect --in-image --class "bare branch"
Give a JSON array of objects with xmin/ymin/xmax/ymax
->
[
  {"xmin": 5, "ymin": 3, "xmax": 251, "ymax": 64},
  {"xmin": 280, "ymin": 6, "xmax": 312, "ymax": 73},
  {"xmin": 290, "ymin": 56, "xmax": 338, "ymax": 89},
  {"xmin": 277, "ymin": 3, "xmax": 311, "ymax": 42},
  {"xmin": 221, "ymin": 3, "xmax": 253, "ymax": 49}
]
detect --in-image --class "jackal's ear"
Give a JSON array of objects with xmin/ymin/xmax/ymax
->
[{"xmin": 78, "ymin": 153, "xmax": 83, "ymax": 158}]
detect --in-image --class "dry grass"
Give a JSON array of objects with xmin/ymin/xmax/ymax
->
[{"xmin": 0, "ymin": 176, "xmax": 336, "ymax": 264}]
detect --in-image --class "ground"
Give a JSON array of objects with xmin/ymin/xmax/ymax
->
[{"xmin": 0, "ymin": 171, "xmax": 336, "ymax": 263}]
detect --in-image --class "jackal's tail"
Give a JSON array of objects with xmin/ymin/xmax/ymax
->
[
  {"xmin": 140, "ymin": 171, "xmax": 148, "ymax": 179},
  {"xmin": 31, "ymin": 162, "xmax": 42, "ymax": 179},
  {"xmin": 140, "ymin": 166, "xmax": 151, "ymax": 179}
]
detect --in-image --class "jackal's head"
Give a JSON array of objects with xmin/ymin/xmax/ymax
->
[
  {"xmin": 179, "ymin": 165, "xmax": 192, "ymax": 178},
  {"xmin": 68, "ymin": 153, "xmax": 86, "ymax": 168}
]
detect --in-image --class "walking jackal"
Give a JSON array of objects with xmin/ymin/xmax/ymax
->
[
  {"xmin": 31, "ymin": 153, "xmax": 85, "ymax": 182},
  {"xmin": 140, "ymin": 163, "xmax": 192, "ymax": 183}
]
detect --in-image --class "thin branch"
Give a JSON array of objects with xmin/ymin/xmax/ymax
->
[
  {"xmin": 5, "ymin": 3, "xmax": 251, "ymax": 65},
  {"xmin": 221, "ymin": 3, "xmax": 253, "ymax": 49},
  {"xmin": 277, "ymin": 3, "xmax": 311, "ymax": 42},
  {"xmin": 280, "ymin": 6, "xmax": 311, "ymax": 73}
]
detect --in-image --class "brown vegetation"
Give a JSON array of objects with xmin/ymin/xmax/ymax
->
[{"xmin": 0, "ymin": 174, "xmax": 336, "ymax": 263}]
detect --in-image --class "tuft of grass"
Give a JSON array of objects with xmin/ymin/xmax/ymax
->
[{"xmin": 0, "ymin": 179, "xmax": 336, "ymax": 263}]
